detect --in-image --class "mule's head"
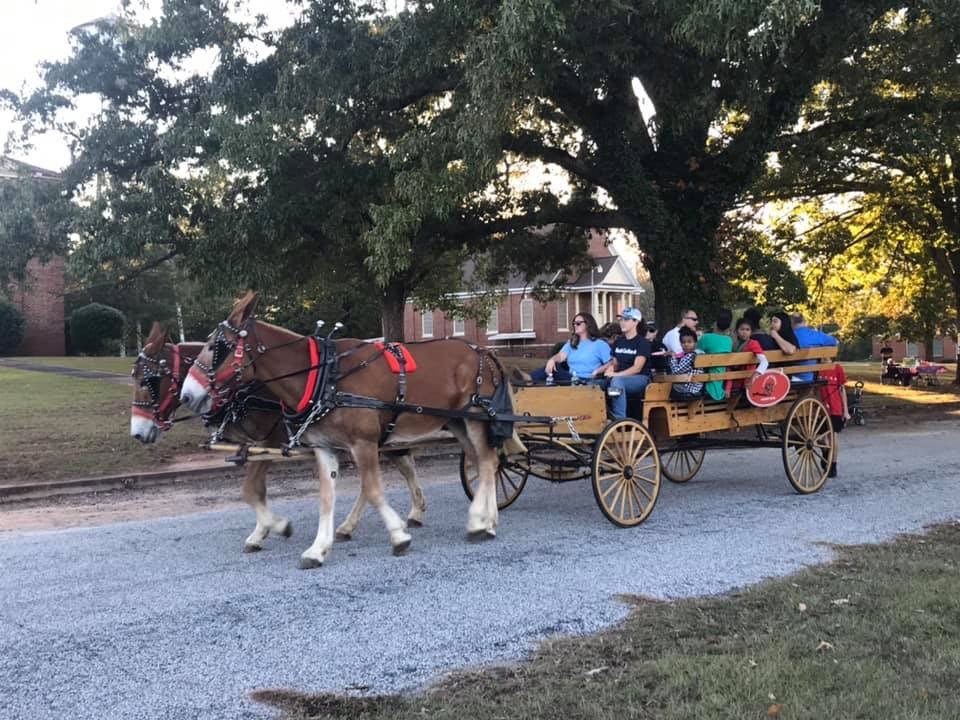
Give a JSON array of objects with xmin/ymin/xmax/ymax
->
[
  {"xmin": 130, "ymin": 322, "xmax": 183, "ymax": 444},
  {"xmin": 180, "ymin": 291, "xmax": 261, "ymax": 415}
]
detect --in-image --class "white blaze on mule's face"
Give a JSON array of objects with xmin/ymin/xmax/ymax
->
[
  {"xmin": 179, "ymin": 372, "xmax": 213, "ymax": 414},
  {"xmin": 130, "ymin": 414, "xmax": 160, "ymax": 444}
]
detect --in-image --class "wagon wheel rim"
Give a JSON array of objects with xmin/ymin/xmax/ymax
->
[
  {"xmin": 782, "ymin": 397, "xmax": 834, "ymax": 494},
  {"xmin": 591, "ymin": 420, "xmax": 660, "ymax": 527},
  {"xmin": 660, "ymin": 446, "xmax": 705, "ymax": 484},
  {"xmin": 459, "ymin": 452, "xmax": 528, "ymax": 510}
]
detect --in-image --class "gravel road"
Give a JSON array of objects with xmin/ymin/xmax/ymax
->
[{"xmin": 1, "ymin": 420, "xmax": 958, "ymax": 719}]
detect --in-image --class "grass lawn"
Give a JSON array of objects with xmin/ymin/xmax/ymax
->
[
  {"xmin": 255, "ymin": 522, "xmax": 960, "ymax": 720},
  {"xmin": 12, "ymin": 356, "xmax": 135, "ymax": 374},
  {"xmin": 0, "ymin": 367, "xmax": 202, "ymax": 484}
]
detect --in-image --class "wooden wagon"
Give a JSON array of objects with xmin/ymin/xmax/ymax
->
[{"xmin": 460, "ymin": 346, "xmax": 840, "ymax": 527}]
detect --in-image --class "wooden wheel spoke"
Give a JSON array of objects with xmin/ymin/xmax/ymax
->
[
  {"xmin": 597, "ymin": 457, "xmax": 624, "ymax": 473},
  {"xmin": 630, "ymin": 443, "xmax": 654, "ymax": 467},
  {"xmin": 634, "ymin": 479, "xmax": 654, "ymax": 502}
]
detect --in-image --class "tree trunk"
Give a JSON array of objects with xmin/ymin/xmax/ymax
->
[{"xmin": 380, "ymin": 281, "xmax": 408, "ymax": 342}]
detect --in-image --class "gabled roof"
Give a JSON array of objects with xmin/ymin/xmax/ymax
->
[
  {"xmin": 453, "ymin": 254, "xmax": 644, "ymax": 299},
  {"xmin": 0, "ymin": 156, "xmax": 61, "ymax": 182}
]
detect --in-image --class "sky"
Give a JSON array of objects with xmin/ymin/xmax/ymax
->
[
  {"xmin": 0, "ymin": 0, "xmax": 122, "ymax": 171},
  {"xmin": 0, "ymin": 0, "xmax": 302, "ymax": 172}
]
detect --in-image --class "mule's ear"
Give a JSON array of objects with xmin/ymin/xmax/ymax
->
[
  {"xmin": 229, "ymin": 290, "xmax": 260, "ymax": 325},
  {"xmin": 143, "ymin": 322, "xmax": 168, "ymax": 353}
]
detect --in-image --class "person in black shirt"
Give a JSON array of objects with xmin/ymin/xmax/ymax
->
[
  {"xmin": 599, "ymin": 307, "xmax": 652, "ymax": 419},
  {"xmin": 646, "ymin": 323, "xmax": 669, "ymax": 373}
]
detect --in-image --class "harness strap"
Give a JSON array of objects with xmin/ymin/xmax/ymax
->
[
  {"xmin": 296, "ymin": 338, "xmax": 321, "ymax": 413},
  {"xmin": 378, "ymin": 343, "xmax": 408, "ymax": 447}
]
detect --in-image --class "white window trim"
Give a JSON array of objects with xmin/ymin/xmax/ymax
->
[
  {"xmin": 452, "ymin": 317, "xmax": 465, "ymax": 336},
  {"xmin": 556, "ymin": 297, "xmax": 569, "ymax": 331},
  {"xmin": 520, "ymin": 298, "xmax": 534, "ymax": 332},
  {"xmin": 421, "ymin": 311, "xmax": 434, "ymax": 337},
  {"xmin": 486, "ymin": 308, "xmax": 499, "ymax": 335}
]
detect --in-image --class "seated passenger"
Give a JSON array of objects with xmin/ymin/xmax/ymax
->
[
  {"xmin": 530, "ymin": 312, "xmax": 610, "ymax": 384},
  {"xmin": 744, "ymin": 308, "xmax": 798, "ymax": 354},
  {"xmin": 599, "ymin": 307, "xmax": 651, "ymax": 420},
  {"xmin": 667, "ymin": 327, "xmax": 705, "ymax": 401},
  {"xmin": 646, "ymin": 323, "xmax": 669, "ymax": 374},
  {"xmin": 768, "ymin": 311, "xmax": 799, "ymax": 354},
  {"xmin": 790, "ymin": 312, "xmax": 839, "ymax": 382},
  {"xmin": 696, "ymin": 308, "xmax": 734, "ymax": 400},
  {"xmin": 662, "ymin": 309, "xmax": 699, "ymax": 353},
  {"xmin": 725, "ymin": 317, "xmax": 770, "ymax": 397}
]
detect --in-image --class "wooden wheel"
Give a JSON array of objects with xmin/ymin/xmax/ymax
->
[
  {"xmin": 591, "ymin": 419, "xmax": 661, "ymax": 527},
  {"xmin": 782, "ymin": 397, "xmax": 835, "ymax": 494},
  {"xmin": 660, "ymin": 446, "xmax": 706, "ymax": 484},
  {"xmin": 459, "ymin": 452, "xmax": 528, "ymax": 510}
]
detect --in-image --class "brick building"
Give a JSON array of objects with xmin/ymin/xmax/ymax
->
[
  {"xmin": 403, "ymin": 231, "xmax": 645, "ymax": 355},
  {"xmin": 2, "ymin": 157, "xmax": 66, "ymax": 356}
]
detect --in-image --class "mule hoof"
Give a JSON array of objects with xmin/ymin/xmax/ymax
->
[
  {"xmin": 279, "ymin": 521, "xmax": 293, "ymax": 538},
  {"xmin": 406, "ymin": 518, "xmax": 423, "ymax": 529},
  {"xmin": 299, "ymin": 556, "xmax": 324, "ymax": 570},
  {"xmin": 242, "ymin": 543, "xmax": 262, "ymax": 554},
  {"xmin": 335, "ymin": 530, "xmax": 353, "ymax": 541},
  {"xmin": 466, "ymin": 529, "xmax": 496, "ymax": 543},
  {"xmin": 392, "ymin": 539, "xmax": 412, "ymax": 556}
]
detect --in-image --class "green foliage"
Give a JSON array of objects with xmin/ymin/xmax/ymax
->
[
  {"xmin": 12, "ymin": 0, "xmax": 903, "ymax": 337},
  {"xmin": 0, "ymin": 173, "xmax": 71, "ymax": 285},
  {"xmin": 0, "ymin": 301, "xmax": 27, "ymax": 355},
  {"xmin": 757, "ymin": 3, "xmax": 960, "ymax": 379},
  {"xmin": 69, "ymin": 302, "xmax": 125, "ymax": 355}
]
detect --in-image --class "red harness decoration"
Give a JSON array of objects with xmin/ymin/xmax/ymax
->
[
  {"xmin": 296, "ymin": 337, "xmax": 321, "ymax": 413},
  {"xmin": 374, "ymin": 342, "xmax": 418, "ymax": 373},
  {"xmin": 131, "ymin": 343, "xmax": 182, "ymax": 429}
]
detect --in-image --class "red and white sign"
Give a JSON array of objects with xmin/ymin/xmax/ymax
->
[{"xmin": 746, "ymin": 370, "xmax": 790, "ymax": 407}]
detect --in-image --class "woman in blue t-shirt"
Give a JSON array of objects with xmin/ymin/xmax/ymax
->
[{"xmin": 530, "ymin": 312, "xmax": 610, "ymax": 384}]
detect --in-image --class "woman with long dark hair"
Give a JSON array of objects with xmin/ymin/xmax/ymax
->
[{"xmin": 529, "ymin": 312, "xmax": 610, "ymax": 384}]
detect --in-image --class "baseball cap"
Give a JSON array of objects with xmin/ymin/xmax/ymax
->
[{"xmin": 618, "ymin": 307, "xmax": 643, "ymax": 322}]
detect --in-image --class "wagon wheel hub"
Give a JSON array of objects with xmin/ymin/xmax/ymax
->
[
  {"xmin": 805, "ymin": 439, "xmax": 814, "ymax": 450},
  {"xmin": 623, "ymin": 466, "xmax": 634, "ymax": 480}
]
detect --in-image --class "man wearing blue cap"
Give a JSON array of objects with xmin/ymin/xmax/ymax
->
[{"xmin": 600, "ymin": 307, "xmax": 652, "ymax": 419}]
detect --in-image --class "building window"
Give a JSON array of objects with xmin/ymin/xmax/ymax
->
[
  {"xmin": 556, "ymin": 297, "xmax": 568, "ymax": 330},
  {"xmin": 453, "ymin": 317, "xmax": 465, "ymax": 336},
  {"xmin": 520, "ymin": 299, "xmax": 534, "ymax": 332},
  {"xmin": 421, "ymin": 311, "xmax": 434, "ymax": 337},
  {"xmin": 486, "ymin": 307, "xmax": 499, "ymax": 335}
]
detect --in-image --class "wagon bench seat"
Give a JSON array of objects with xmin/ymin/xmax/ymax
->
[{"xmin": 643, "ymin": 347, "xmax": 838, "ymax": 439}]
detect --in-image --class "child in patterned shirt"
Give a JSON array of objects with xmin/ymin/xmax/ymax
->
[{"xmin": 668, "ymin": 327, "xmax": 704, "ymax": 400}]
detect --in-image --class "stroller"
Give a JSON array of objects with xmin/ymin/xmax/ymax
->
[{"xmin": 849, "ymin": 380, "xmax": 866, "ymax": 426}]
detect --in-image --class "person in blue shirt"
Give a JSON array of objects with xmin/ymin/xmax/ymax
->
[
  {"xmin": 530, "ymin": 312, "xmax": 611, "ymax": 384},
  {"xmin": 791, "ymin": 312, "xmax": 839, "ymax": 382}
]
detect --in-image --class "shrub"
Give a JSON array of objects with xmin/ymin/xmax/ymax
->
[
  {"xmin": 69, "ymin": 303, "xmax": 125, "ymax": 355},
  {"xmin": 0, "ymin": 301, "xmax": 27, "ymax": 355}
]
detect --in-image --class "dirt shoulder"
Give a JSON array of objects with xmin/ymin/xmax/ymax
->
[{"xmin": 0, "ymin": 453, "xmax": 461, "ymax": 534}]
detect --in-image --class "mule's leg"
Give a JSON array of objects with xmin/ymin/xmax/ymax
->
[
  {"xmin": 335, "ymin": 491, "xmax": 367, "ymax": 541},
  {"xmin": 393, "ymin": 451, "xmax": 426, "ymax": 528},
  {"xmin": 241, "ymin": 461, "xmax": 294, "ymax": 553},
  {"xmin": 449, "ymin": 421, "xmax": 499, "ymax": 541},
  {"xmin": 352, "ymin": 441, "xmax": 412, "ymax": 555},
  {"xmin": 300, "ymin": 448, "xmax": 338, "ymax": 569}
]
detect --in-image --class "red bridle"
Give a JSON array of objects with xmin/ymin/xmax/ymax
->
[
  {"xmin": 187, "ymin": 322, "xmax": 254, "ymax": 413},
  {"xmin": 131, "ymin": 342, "xmax": 184, "ymax": 430}
]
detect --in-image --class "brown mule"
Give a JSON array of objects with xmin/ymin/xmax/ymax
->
[
  {"xmin": 130, "ymin": 322, "xmax": 427, "ymax": 553},
  {"xmin": 179, "ymin": 292, "xmax": 508, "ymax": 568}
]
